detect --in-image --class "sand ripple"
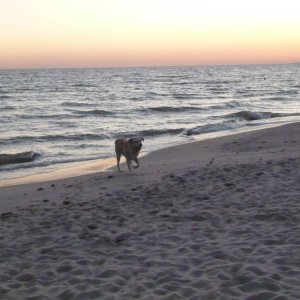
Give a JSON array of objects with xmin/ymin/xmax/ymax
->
[{"xmin": 0, "ymin": 158, "xmax": 300, "ymax": 299}]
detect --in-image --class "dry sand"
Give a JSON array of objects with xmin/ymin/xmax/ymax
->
[{"xmin": 0, "ymin": 122, "xmax": 299, "ymax": 300}]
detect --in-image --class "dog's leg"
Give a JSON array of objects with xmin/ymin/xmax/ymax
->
[
  {"xmin": 116, "ymin": 153, "xmax": 121, "ymax": 171},
  {"xmin": 132, "ymin": 158, "xmax": 139, "ymax": 169},
  {"xmin": 126, "ymin": 159, "xmax": 132, "ymax": 172}
]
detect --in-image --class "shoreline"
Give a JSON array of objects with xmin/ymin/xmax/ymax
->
[
  {"xmin": 0, "ymin": 121, "xmax": 299, "ymax": 299},
  {"xmin": 0, "ymin": 157, "xmax": 116, "ymax": 188},
  {"xmin": 0, "ymin": 121, "xmax": 293, "ymax": 188},
  {"xmin": 0, "ymin": 121, "xmax": 299, "ymax": 212}
]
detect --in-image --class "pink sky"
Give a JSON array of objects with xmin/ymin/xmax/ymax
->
[{"xmin": 1, "ymin": 0, "xmax": 300, "ymax": 69}]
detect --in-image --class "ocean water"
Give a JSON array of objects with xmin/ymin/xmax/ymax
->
[{"xmin": 0, "ymin": 64, "xmax": 299, "ymax": 180}]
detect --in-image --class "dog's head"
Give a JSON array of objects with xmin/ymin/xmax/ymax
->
[{"xmin": 128, "ymin": 137, "xmax": 144, "ymax": 152}]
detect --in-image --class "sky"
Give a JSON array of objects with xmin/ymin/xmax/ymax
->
[{"xmin": 1, "ymin": 0, "xmax": 300, "ymax": 69}]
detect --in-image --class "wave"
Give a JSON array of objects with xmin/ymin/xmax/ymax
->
[
  {"xmin": 276, "ymin": 89, "xmax": 298, "ymax": 96},
  {"xmin": 0, "ymin": 133, "xmax": 108, "ymax": 145},
  {"xmin": 185, "ymin": 110, "xmax": 300, "ymax": 137},
  {"xmin": 168, "ymin": 81, "xmax": 191, "ymax": 86},
  {"xmin": 224, "ymin": 111, "xmax": 300, "ymax": 121},
  {"xmin": 0, "ymin": 95, "xmax": 12, "ymax": 99},
  {"xmin": 61, "ymin": 101, "xmax": 94, "ymax": 107},
  {"xmin": 18, "ymin": 113, "xmax": 75, "ymax": 120},
  {"xmin": 110, "ymin": 74, "xmax": 124, "ymax": 78},
  {"xmin": 71, "ymin": 109, "xmax": 115, "ymax": 116},
  {"xmin": 157, "ymin": 75, "xmax": 189, "ymax": 79},
  {"xmin": 172, "ymin": 93, "xmax": 198, "ymax": 100},
  {"xmin": 145, "ymin": 91, "xmax": 169, "ymax": 98},
  {"xmin": 204, "ymin": 80, "xmax": 240, "ymax": 85},
  {"xmin": 207, "ymin": 87, "xmax": 227, "ymax": 93},
  {"xmin": 71, "ymin": 83, "xmax": 97, "ymax": 88},
  {"xmin": 208, "ymin": 101, "xmax": 241, "ymax": 110},
  {"xmin": 116, "ymin": 128, "xmax": 185, "ymax": 138},
  {"xmin": 0, "ymin": 154, "xmax": 105, "ymax": 172},
  {"xmin": 0, "ymin": 151, "xmax": 39, "ymax": 166},
  {"xmin": 138, "ymin": 128, "xmax": 185, "ymax": 137},
  {"xmin": 138, "ymin": 106, "xmax": 202, "ymax": 113},
  {"xmin": 185, "ymin": 121, "xmax": 237, "ymax": 136},
  {"xmin": 15, "ymin": 87, "xmax": 35, "ymax": 91},
  {"xmin": 1, "ymin": 106, "xmax": 15, "ymax": 110},
  {"xmin": 265, "ymin": 96, "xmax": 286, "ymax": 101}
]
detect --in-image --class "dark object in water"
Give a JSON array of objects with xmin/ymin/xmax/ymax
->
[{"xmin": 0, "ymin": 151, "xmax": 39, "ymax": 166}]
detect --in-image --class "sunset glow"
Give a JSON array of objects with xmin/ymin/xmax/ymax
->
[{"xmin": 1, "ymin": 0, "xmax": 300, "ymax": 69}]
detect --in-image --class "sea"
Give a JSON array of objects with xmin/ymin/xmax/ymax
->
[{"xmin": 0, "ymin": 64, "xmax": 300, "ymax": 180}]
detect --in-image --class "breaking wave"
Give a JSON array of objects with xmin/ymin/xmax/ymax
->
[
  {"xmin": 0, "ymin": 151, "xmax": 40, "ymax": 166},
  {"xmin": 225, "ymin": 111, "xmax": 300, "ymax": 121},
  {"xmin": 184, "ymin": 121, "xmax": 237, "ymax": 136}
]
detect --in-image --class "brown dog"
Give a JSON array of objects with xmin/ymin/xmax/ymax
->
[{"xmin": 115, "ymin": 137, "xmax": 144, "ymax": 172}]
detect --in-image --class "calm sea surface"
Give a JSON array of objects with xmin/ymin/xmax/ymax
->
[{"xmin": 0, "ymin": 64, "xmax": 299, "ymax": 180}]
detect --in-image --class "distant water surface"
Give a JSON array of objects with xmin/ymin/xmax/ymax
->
[{"xmin": 0, "ymin": 64, "xmax": 299, "ymax": 180}]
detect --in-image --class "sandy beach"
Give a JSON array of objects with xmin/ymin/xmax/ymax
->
[{"xmin": 0, "ymin": 122, "xmax": 299, "ymax": 300}]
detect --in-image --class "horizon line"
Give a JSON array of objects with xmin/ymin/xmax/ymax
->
[{"xmin": 0, "ymin": 61, "xmax": 299, "ymax": 71}]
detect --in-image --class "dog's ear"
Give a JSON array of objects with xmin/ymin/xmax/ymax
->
[
  {"xmin": 128, "ymin": 138, "xmax": 134, "ymax": 143},
  {"xmin": 141, "ymin": 137, "xmax": 144, "ymax": 141}
]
